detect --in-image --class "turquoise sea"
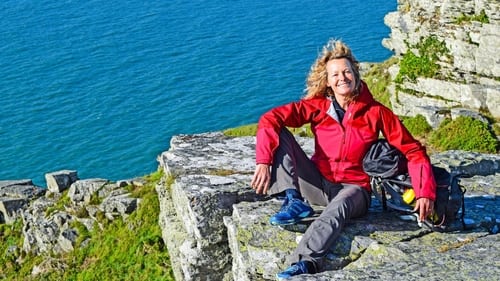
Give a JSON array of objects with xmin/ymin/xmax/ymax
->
[{"xmin": 0, "ymin": 0, "xmax": 397, "ymax": 186}]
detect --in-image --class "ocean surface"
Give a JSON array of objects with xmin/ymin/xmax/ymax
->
[{"xmin": 0, "ymin": 0, "xmax": 397, "ymax": 186}]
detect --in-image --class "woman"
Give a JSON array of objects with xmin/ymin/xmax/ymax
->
[{"xmin": 250, "ymin": 39, "xmax": 436, "ymax": 279}]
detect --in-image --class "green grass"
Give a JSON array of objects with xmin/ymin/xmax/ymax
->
[
  {"xmin": 223, "ymin": 123, "xmax": 313, "ymax": 138},
  {"xmin": 395, "ymin": 36, "xmax": 450, "ymax": 83},
  {"xmin": 401, "ymin": 114, "xmax": 433, "ymax": 139},
  {"xmin": 429, "ymin": 116, "xmax": 498, "ymax": 153},
  {"xmin": 0, "ymin": 169, "xmax": 175, "ymax": 281},
  {"xmin": 223, "ymin": 123, "xmax": 257, "ymax": 137},
  {"xmin": 0, "ymin": 220, "xmax": 24, "ymax": 278},
  {"xmin": 363, "ymin": 57, "xmax": 398, "ymax": 109},
  {"xmin": 454, "ymin": 10, "xmax": 489, "ymax": 24}
]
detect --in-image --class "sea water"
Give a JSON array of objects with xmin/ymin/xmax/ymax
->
[{"xmin": 0, "ymin": 0, "xmax": 397, "ymax": 185}]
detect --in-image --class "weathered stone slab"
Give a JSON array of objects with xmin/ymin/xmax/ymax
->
[
  {"xmin": 0, "ymin": 180, "xmax": 45, "ymax": 224},
  {"xmin": 225, "ymin": 194, "xmax": 499, "ymax": 280},
  {"xmin": 156, "ymin": 132, "xmax": 500, "ymax": 281},
  {"xmin": 68, "ymin": 179, "xmax": 108, "ymax": 204},
  {"xmin": 0, "ymin": 179, "xmax": 45, "ymax": 200},
  {"xmin": 45, "ymin": 170, "xmax": 79, "ymax": 194},
  {"xmin": 157, "ymin": 132, "xmax": 314, "ymax": 281},
  {"xmin": 431, "ymin": 150, "xmax": 500, "ymax": 178},
  {"xmin": 101, "ymin": 194, "xmax": 138, "ymax": 215},
  {"xmin": 383, "ymin": 0, "xmax": 500, "ymax": 120},
  {"xmin": 157, "ymin": 172, "xmax": 256, "ymax": 281},
  {"xmin": 159, "ymin": 132, "xmax": 256, "ymax": 177},
  {"xmin": 0, "ymin": 197, "xmax": 27, "ymax": 224},
  {"xmin": 224, "ymin": 200, "xmax": 300, "ymax": 281},
  {"xmin": 389, "ymin": 87, "xmax": 457, "ymax": 128}
]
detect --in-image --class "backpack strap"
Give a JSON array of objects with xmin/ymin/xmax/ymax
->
[
  {"xmin": 381, "ymin": 181, "xmax": 388, "ymax": 211},
  {"xmin": 371, "ymin": 176, "xmax": 415, "ymax": 213},
  {"xmin": 370, "ymin": 177, "xmax": 387, "ymax": 210},
  {"xmin": 454, "ymin": 175, "xmax": 467, "ymax": 230}
]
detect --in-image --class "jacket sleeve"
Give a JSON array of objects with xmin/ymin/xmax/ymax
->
[
  {"xmin": 379, "ymin": 107, "xmax": 437, "ymax": 201},
  {"xmin": 255, "ymin": 101, "xmax": 314, "ymax": 165}
]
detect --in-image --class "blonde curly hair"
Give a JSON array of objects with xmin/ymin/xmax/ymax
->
[{"xmin": 304, "ymin": 39, "xmax": 361, "ymax": 100}]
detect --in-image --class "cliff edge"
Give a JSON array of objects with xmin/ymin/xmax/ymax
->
[
  {"xmin": 156, "ymin": 132, "xmax": 499, "ymax": 281},
  {"xmin": 382, "ymin": 0, "xmax": 499, "ymax": 126}
]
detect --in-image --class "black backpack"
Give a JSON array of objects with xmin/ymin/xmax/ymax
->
[{"xmin": 362, "ymin": 139, "xmax": 466, "ymax": 232}]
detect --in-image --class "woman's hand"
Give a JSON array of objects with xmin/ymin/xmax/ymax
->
[
  {"xmin": 413, "ymin": 197, "xmax": 435, "ymax": 222},
  {"xmin": 251, "ymin": 164, "xmax": 271, "ymax": 195}
]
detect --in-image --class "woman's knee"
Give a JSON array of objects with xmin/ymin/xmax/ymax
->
[{"xmin": 328, "ymin": 187, "xmax": 369, "ymax": 218}]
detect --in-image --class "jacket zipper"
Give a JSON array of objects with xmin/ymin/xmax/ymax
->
[
  {"xmin": 334, "ymin": 103, "xmax": 353, "ymax": 181},
  {"xmin": 342, "ymin": 111, "xmax": 352, "ymax": 162},
  {"xmin": 333, "ymin": 124, "xmax": 346, "ymax": 181}
]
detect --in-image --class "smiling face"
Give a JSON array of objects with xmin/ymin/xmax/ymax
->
[{"xmin": 326, "ymin": 58, "xmax": 356, "ymax": 98}]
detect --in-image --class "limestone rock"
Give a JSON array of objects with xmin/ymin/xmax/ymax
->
[
  {"xmin": 0, "ymin": 198, "xmax": 27, "ymax": 224},
  {"xmin": 68, "ymin": 178, "xmax": 108, "ymax": 204},
  {"xmin": 431, "ymin": 150, "xmax": 500, "ymax": 177},
  {"xmin": 0, "ymin": 179, "xmax": 45, "ymax": 224},
  {"xmin": 101, "ymin": 193, "xmax": 138, "ymax": 216},
  {"xmin": 383, "ymin": 0, "xmax": 500, "ymax": 121},
  {"xmin": 45, "ymin": 170, "xmax": 79, "ymax": 194},
  {"xmin": 8, "ymin": 170, "xmax": 143, "ymax": 258},
  {"xmin": 0, "ymin": 179, "xmax": 45, "ymax": 199},
  {"xmin": 156, "ymin": 132, "xmax": 500, "ymax": 281}
]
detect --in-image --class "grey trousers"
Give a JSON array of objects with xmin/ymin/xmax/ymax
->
[{"xmin": 268, "ymin": 129, "xmax": 371, "ymax": 272}]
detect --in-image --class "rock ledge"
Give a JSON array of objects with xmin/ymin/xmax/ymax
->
[{"xmin": 157, "ymin": 132, "xmax": 499, "ymax": 281}]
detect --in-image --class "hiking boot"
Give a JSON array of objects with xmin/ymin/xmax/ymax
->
[
  {"xmin": 276, "ymin": 261, "xmax": 309, "ymax": 280},
  {"xmin": 269, "ymin": 189, "xmax": 314, "ymax": 225}
]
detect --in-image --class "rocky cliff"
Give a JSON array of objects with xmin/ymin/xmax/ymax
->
[
  {"xmin": 156, "ymin": 132, "xmax": 499, "ymax": 281},
  {"xmin": 0, "ymin": 172, "xmax": 143, "ymax": 275},
  {"xmin": 2, "ymin": 0, "xmax": 499, "ymax": 279},
  {"xmin": 382, "ymin": 0, "xmax": 499, "ymax": 127},
  {"xmin": 2, "ymin": 131, "xmax": 498, "ymax": 280}
]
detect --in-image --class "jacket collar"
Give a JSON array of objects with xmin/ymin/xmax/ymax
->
[{"xmin": 348, "ymin": 80, "xmax": 376, "ymax": 115}]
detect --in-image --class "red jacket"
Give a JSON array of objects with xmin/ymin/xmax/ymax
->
[{"xmin": 256, "ymin": 82, "xmax": 436, "ymax": 200}]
